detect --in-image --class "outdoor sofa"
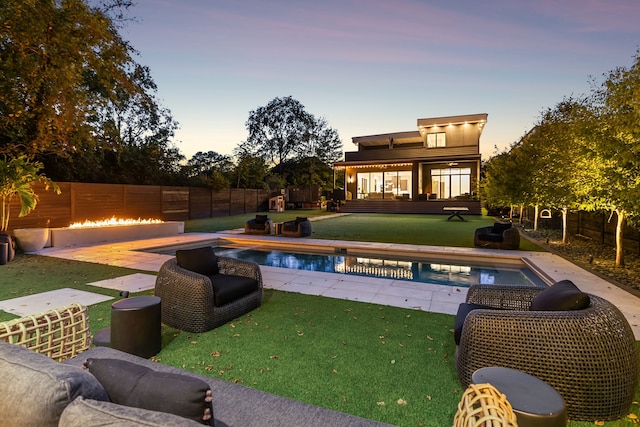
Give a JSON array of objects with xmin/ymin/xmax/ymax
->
[
  {"xmin": 0, "ymin": 303, "xmax": 393, "ymax": 427},
  {"xmin": 454, "ymin": 282, "xmax": 639, "ymax": 421},
  {"xmin": 473, "ymin": 222, "xmax": 520, "ymax": 249},
  {"xmin": 0, "ymin": 342, "xmax": 394, "ymax": 427}
]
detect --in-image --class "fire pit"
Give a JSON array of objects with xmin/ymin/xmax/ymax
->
[{"xmin": 50, "ymin": 218, "xmax": 184, "ymax": 248}]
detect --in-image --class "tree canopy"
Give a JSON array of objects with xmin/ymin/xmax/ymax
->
[
  {"xmin": 1, "ymin": 3, "xmax": 341, "ymax": 191},
  {"xmin": 0, "ymin": 0, "xmax": 182, "ymax": 183},
  {"xmin": 239, "ymin": 96, "xmax": 342, "ymax": 177},
  {"xmin": 482, "ymin": 51, "xmax": 640, "ymax": 266}
]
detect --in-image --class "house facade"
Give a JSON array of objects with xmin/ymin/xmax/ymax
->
[{"xmin": 334, "ymin": 113, "xmax": 487, "ymax": 214}]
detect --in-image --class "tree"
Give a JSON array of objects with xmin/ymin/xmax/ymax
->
[
  {"xmin": 0, "ymin": 0, "xmax": 181, "ymax": 183},
  {"xmin": 523, "ymin": 99, "xmax": 586, "ymax": 241},
  {"xmin": 242, "ymin": 96, "xmax": 313, "ymax": 176},
  {"xmin": 301, "ymin": 116, "xmax": 343, "ymax": 164},
  {"xmin": 241, "ymin": 96, "xmax": 342, "ymax": 177},
  {"xmin": 278, "ymin": 156, "xmax": 334, "ymax": 187},
  {"xmin": 184, "ymin": 151, "xmax": 233, "ymax": 189},
  {"xmin": 576, "ymin": 52, "xmax": 640, "ymax": 266},
  {"xmin": 232, "ymin": 145, "xmax": 269, "ymax": 189},
  {"xmin": 187, "ymin": 151, "xmax": 233, "ymax": 176},
  {"xmin": 482, "ymin": 141, "xmax": 533, "ymax": 220}
]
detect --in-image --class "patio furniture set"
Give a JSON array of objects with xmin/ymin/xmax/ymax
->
[
  {"xmin": 1, "ymin": 233, "xmax": 637, "ymax": 425},
  {"xmin": 0, "ymin": 297, "xmax": 391, "ymax": 426},
  {"xmin": 454, "ymin": 281, "xmax": 638, "ymax": 424},
  {"xmin": 244, "ymin": 214, "xmax": 312, "ymax": 237}
]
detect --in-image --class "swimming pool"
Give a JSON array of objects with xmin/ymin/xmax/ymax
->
[{"xmin": 148, "ymin": 242, "xmax": 546, "ymax": 288}]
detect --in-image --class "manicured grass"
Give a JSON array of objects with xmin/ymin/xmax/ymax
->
[
  {"xmin": 184, "ymin": 209, "xmax": 333, "ymax": 233},
  {"xmin": 0, "ymin": 255, "xmax": 139, "ymax": 322},
  {"xmin": 1, "ymin": 213, "xmax": 637, "ymax": 425},
  {"xmin": 187, "ymin": 211, "xmax": 545, "ymax": 251},
  {"xmin": 155, "ymin": 290, "xmax": 461, "ymax": 426}
]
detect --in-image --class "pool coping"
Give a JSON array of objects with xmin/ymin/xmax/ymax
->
[{"xmin": 33, "ymin": 231, "xmax": 640, "ymax": 339}]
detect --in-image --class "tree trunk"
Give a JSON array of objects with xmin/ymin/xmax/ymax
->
[
  {"xmin": 519, "ymin": 204, "xmax": 524, "ymax": 225},
  {"xmin": 534, "ymin": 204, "xmax": 539, "ymax": 231},
  {"xmin": 615, "ymin": 209, "xmax": 625, "ymax": 267},
  {"xmin": 562, "ymin": 207, "xmax": 568, "ymax": 245}
]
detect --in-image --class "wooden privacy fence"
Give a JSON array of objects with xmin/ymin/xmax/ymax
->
[
  {"xmin": 567, "ymin": 210, "xmax": 640, "ymax": 255},
  {"xmin": 7, "ymin": 182, "xmax": 271, "ymax": 232},
  {"xmin": 525, "ymin": 208, "xmax": 640, "ymax": 255}
]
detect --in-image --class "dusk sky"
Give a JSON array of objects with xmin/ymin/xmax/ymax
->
[{"xmin": 121, "ymin": 0, "xmax": 640, "ymax": 161}]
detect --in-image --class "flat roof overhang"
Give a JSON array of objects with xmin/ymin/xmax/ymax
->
[
  {"xmin": 334, "ymin": 153, "xmax": 481, "ymax": 168},
  {"xmin": 417, "ymin": 113, "xmax": 488, "ymax": 128},
  {"xmin": 351, "ymin": 113, "xmax": 488, "ymax": 148},
  {"xmin": 418, "ymin": 113, "xmax": 488, "ymax": 138},
  {"xmin": 352, "ymin": 131, "xmax": 422, "ymax": 148}
]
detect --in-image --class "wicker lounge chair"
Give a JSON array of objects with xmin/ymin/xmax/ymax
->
[
  {"xmin": 455, "ymin": 284, "xmax": 638, "ymax": 421},
  {"xmin": 0, "ymin": 303, "xmax": 91, "ymax": 362},
  {"xmin": 155, "ymin": 256, "xmax": 263, "ymax": 333},
  {"xmin": 281, "ymin": 217, "xmax": 312, "ymax": 237},
  {"xmin": 244, "ymin": 214, "xmax": 272, "ymax": 235},
  {"xmin": 473, "ymin": 222, "xmax": 520, "ymax": 249}
]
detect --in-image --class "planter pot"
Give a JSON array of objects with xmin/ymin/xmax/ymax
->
[
  {"xmin": 0, "ymin": 233, "xmax": 15, "ymax": 264},
  {"xmin": 13, "ymin": 228, "xmax": 50, "ymax": 253}
]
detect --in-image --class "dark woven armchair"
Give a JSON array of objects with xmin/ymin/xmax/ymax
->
[
  {"xmin": 281, "ymin": 217, "xmax": 312, "ymax": 237},
  {"xmin": 455, "ymin": 284, "xmax": 638, "ymax": 421},
  {"xmin": 473, "ymin": 222, "xmax": 520, "ymax": 249},
  {"xmin": 244, "ymin": 214, "xmax": 272, "ymax": 235},
  {"xmin": 155, "ymin": 255, "xmax": 263, "ymax": 333}
]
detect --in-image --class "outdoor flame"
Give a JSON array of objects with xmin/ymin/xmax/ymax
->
[{"xmin": 68, "ymin": 217, "xmax": 163, "ymax": 229}]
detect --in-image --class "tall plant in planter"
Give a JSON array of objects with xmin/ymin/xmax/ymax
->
[{"xmin": 0, "ymin": 156, "xmax": 60, "ymax": 260}]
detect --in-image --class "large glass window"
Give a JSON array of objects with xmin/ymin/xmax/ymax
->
[
  {"xmin": 430, "ymin": 168, "xmax": 471, "ymax": 199},
  {"xmin": 357, "ymin": 170, "xmax": 412, "ymax": 199},
  {"xmin": 426, "ymin": 133, "xmax": 446, "ymax": 148}
]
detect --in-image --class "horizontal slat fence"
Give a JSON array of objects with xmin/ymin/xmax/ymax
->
[
  {"xmin": 6, "ymin": 182, "xmax": 270, "ymax": 232},
  {"xmin": 522, "ymin": 208, "xmax": 640, "ymax": 255}
]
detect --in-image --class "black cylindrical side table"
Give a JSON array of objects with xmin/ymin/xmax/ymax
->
[
  {"xmin": 472, "ymin": 366, "xmax": 567, "ymax": 427},
  {"xmin": 110, "ymin": 295, "xmax": 161, "ymax": 358}
]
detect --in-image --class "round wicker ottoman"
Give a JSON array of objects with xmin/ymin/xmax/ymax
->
[
  {"xmin": 108, "ymin": 296, "xmax": 161, "ymax": 358},
  {"xmin": 472, "ymin": 367, "xmax": 567, "ymax": 427}
]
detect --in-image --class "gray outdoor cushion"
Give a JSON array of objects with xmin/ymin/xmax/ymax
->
[
  {"xmin": 85, "ymin": 358, "xmax": 213, "ymax": 425},
  {"xmin": 0, "ymin": 341, "xmax": 108, "ymax": 427},
  {"xmin": 60, "ymin": 397, "xmax": 203, "ymax": 427}
]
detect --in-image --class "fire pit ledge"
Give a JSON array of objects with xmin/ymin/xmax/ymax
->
[{"xmin": 50, "ymin": 221, "xmax": 184, "ymax": 248}]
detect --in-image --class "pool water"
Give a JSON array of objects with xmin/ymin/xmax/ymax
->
[{"xmin": 153, "ymin": 244, "xmax": 545, "ymax": 288}]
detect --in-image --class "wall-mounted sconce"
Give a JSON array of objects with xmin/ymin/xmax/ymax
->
[{"xmin": 347, "ymin": 175, "xmax": 354, "ymax": 183}]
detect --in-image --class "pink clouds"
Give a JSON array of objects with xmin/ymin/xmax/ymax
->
[
  {"xmin": 122, "ymin": 0, "xmax": 640, "ymax": 161},
  {"xmin": 534, "ymin": 0, "xmax": 640, "ymax": 33}
]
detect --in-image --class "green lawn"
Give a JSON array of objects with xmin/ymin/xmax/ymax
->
[
  {"xmin": 1, "ymin": 213, "xmax": 637, "ymax": 426},
  {"xmin": 188, "ymin": 211, "xmax": 544, "ymax": 251}
]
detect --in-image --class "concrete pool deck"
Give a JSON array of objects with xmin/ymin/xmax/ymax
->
[{"xmin": 33, "ymin": 231, "xmax": 640, "ymax": 339}]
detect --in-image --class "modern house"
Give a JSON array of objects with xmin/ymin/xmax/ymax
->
[{"xmin": 334, "ymin": 113, "xmax": 487, "ymax": 214}]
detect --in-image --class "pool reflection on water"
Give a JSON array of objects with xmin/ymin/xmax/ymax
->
[{"xmin": 210, "ymin": 246, "xmax": 546, "ymax": 288}]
